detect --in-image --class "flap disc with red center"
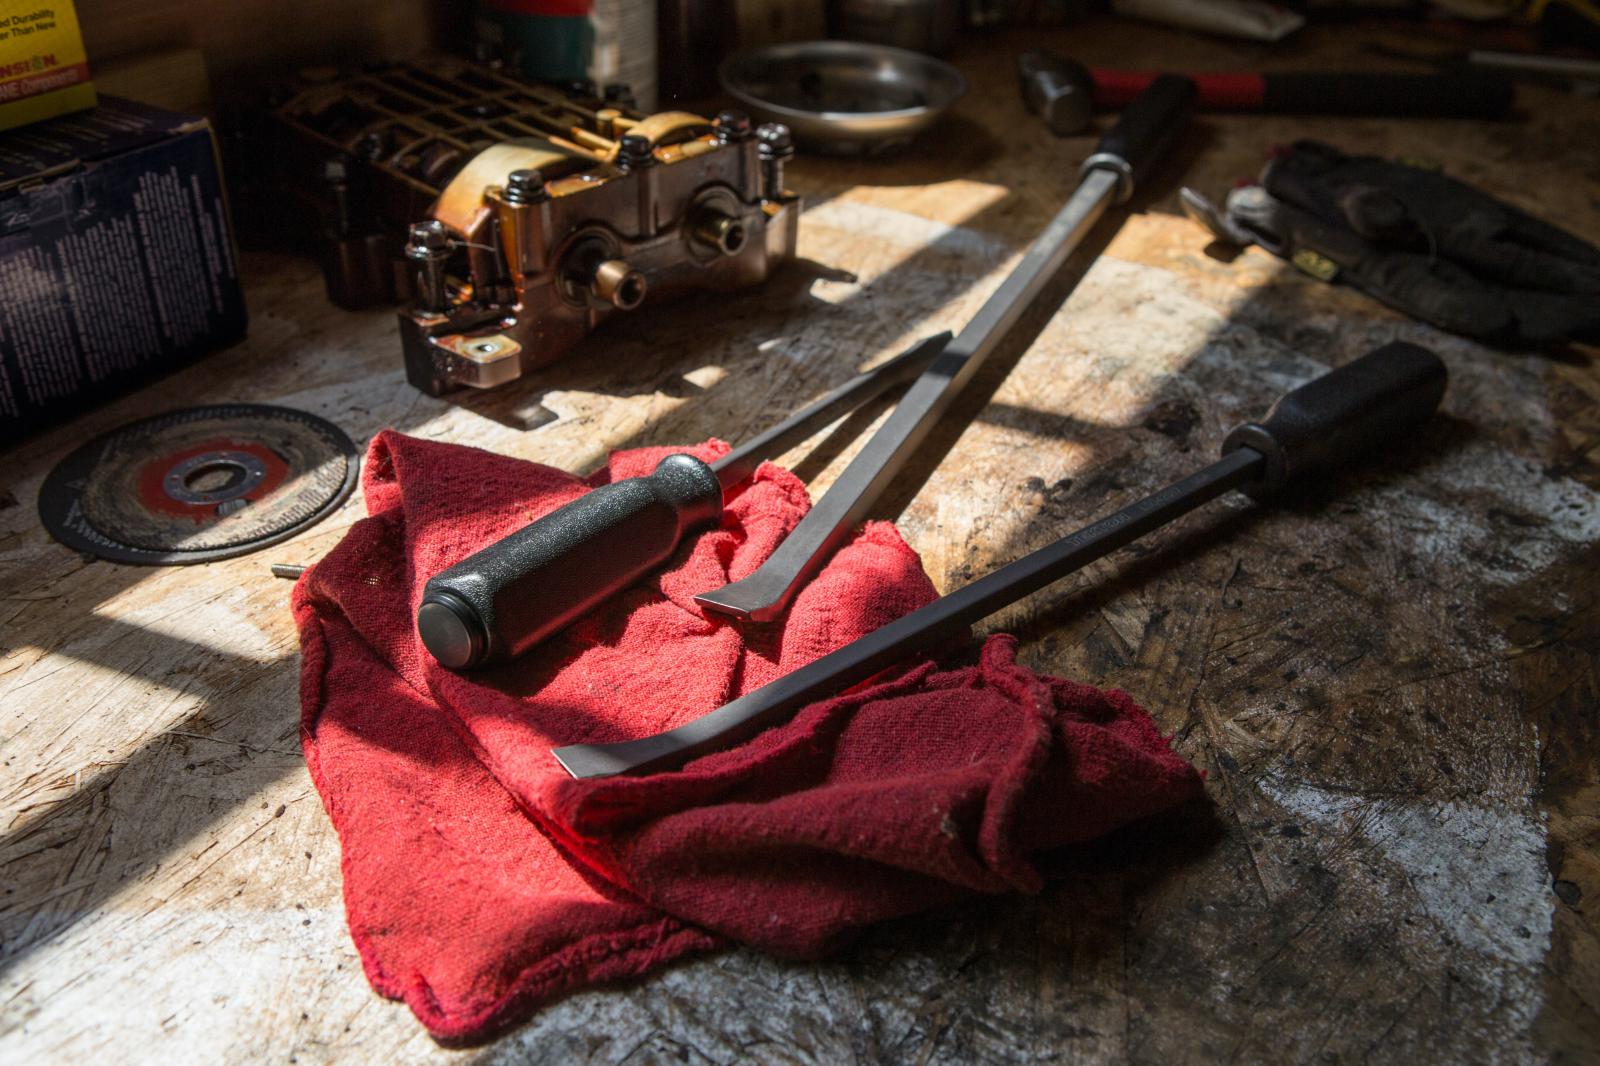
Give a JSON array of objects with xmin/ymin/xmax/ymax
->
[{"xmin": 38, "ymin": 405, "xmax": 359, "ymax": 565}]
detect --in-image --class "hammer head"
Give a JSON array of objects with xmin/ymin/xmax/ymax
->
[{"xmin": 1017, "ymin": 50, "xmax": 1095, "ymax": 137}]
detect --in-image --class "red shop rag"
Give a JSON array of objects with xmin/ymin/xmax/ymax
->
[{"xmin": 294, "ymin": 431, "xmax": 1204, "ymax": 1041}]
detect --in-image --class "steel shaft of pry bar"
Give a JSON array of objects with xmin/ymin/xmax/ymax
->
[{"xmin": 695, "ymin": 167, "xmax": 1123, "ymax": 622}]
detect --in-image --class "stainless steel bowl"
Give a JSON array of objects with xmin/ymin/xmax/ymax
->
[{"xmin": 718, "ymin": 40, "xmax": 968, "ymax": 156}]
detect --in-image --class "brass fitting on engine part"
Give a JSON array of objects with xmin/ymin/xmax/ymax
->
[
  {"xmin": 690, "ymin": 209, "xmax": 748, "ymax": 258},
  {"xmin": 561, "ymin": 235, "xmax": 647, "ymax": 310},
  {"xmin": 591, "ymin": 258, "xmax": 647, "ymax": 309}
]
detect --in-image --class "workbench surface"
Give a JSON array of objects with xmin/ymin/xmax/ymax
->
[{"xmin": 4, "ymin": 19, "xmax": 1597, "ymax": 1065}]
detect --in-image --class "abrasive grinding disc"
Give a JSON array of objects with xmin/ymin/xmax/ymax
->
[{"xmin": 38, "ymin": 404, "xmax": 359, "ymax": 565}]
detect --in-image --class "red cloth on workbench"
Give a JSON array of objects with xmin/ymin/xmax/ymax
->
[{"xmin": 295, "ymin": 431, "xmax": 1203, "ymax": 1041}]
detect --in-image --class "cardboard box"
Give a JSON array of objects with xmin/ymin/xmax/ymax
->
[
  {"xmin": 0, "ymin": 96, "xmax": 247, "ymax": 447},
  {"xmin": 0, "ymin": 2, "xmax": 96, "ymax": 132}
]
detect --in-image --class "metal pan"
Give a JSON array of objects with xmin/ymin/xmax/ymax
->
[{"xmin": 718, "ymin": 40, "xmax": 968, "ymax": 155}]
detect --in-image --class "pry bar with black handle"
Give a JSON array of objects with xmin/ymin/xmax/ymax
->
[
  {"xmin": 417, "ymin": 332, "xmax": 952, "ymax": 669},
  {"xmin": 695, "ymin": 74, "xmax": 1199, "ymax": 623},
  {"xmin": 553, "ymin": 341, "xmax": 1448, "ymax": 778},
  {"xmin": 1018, "ymin": 52, "xmax": 1510, "ymax": 139}
]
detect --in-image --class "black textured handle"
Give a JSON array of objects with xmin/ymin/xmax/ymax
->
[
  {"xmin": 418, "ymin": 454, "xmax": 724, "ymax": 669},
  {"xmin": 1223, "ymin": 341, "xmax": 1447, "ymax": 495},
  {"xmin": 1263, "ymin": 71, "xmax": 1513, "ymax": 119},
  {"xmin": 1084, "ymin": 73, "xmax": 1197, "ymax": 202},
  {"xmin": 1017, "ymin": 50, "xmax": 1095, "ymax": 136}
]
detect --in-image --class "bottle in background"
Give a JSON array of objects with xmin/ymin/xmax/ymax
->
[
  {"xmin": 657, "ymin": 0, "xmax": 734, "ymax": 103},
  {"xmin": 477, "ymin": 0, "xmax": 659, "ymax": 109}
]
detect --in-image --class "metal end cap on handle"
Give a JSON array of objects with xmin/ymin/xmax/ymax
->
[
  {"xmin": 418, "ymin": 590, "xmax": 488, "ymax": 669},
  {"xmin": 1219, "ymin": 421, "xmax": 1287, "ymax": 496},
  {"xmin": 1221, "ymin": 340, "xmax": 1447, "ymax": 497},
  {"xmin": 1080, "ymin": 153, "xmax": 1135, "ymax": 204}
]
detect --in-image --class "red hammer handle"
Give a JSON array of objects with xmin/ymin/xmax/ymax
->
[{"xmin": 1090, "ymin": 69, "xmax": 1511, "ymax": 118}]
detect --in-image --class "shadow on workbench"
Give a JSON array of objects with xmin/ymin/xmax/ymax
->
[
  {"xmin": 855, "ymin": 117, "xmax": 1213, "ymax": 524},
  {"xmin": 784, "ymin": 115, "xmax": 1008, "ymax": 193},
  {"xmin": 0, "ymin": 156, "xmax": 1228, "ymax": 983},
  {"xmin": 418, "ymin": 117, "xmax": 1032, "ymax": 451},
  {"xmin": 0, "ymin": 175, "xmax": 1043, "ymax": 972},
  {"xmin": 0, "ymin": 181, "xmax": 1013, "ymax": 974},
  {"xmin": 2, "ymin": 152, "xmax": 1515, "ymax": 1043},
  {"xmin": 0, "ymin": 617, "xmax": 304, "ymax": 976},
  {"xmin": 436, "ymin": 256, "xmax": 868, "ymax": 434},
  {"xmin": 452, "ymin": 799, "xmax": 1227, "ymax": 1062}
]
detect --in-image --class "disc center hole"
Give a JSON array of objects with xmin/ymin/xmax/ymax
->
[{"xmin": 184, "ymin": 460, "xmax": 250, "ymax": 495}]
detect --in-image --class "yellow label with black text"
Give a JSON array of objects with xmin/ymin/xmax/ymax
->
[{"xmin": 0, "ymin": 2, "xmax": 96, "ymax": 132}]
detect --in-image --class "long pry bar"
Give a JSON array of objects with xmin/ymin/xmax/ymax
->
[
  {"xmin": 695, "ymin": 168, "xmax": 1123, "ymax": 622},
  {"xmin": 556, "ymin": 336, "xmax": 1452, "ymax": 777},
  {"xmin": 554, "ymin": 444, "xmax": 1263, "ymax": 778}
]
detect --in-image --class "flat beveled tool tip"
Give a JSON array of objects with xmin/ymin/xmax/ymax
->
[
  {"xmin": 551, "ymin": 745, "xmax": 629, "ymax": 779},
  {"xmin": 692, "ymin": 580, "xmax": 783, "ymax": 621}
]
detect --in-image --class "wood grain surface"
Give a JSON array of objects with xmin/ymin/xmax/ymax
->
[{"xmin": 3, "ymin": 19, "xmax": 1598, "ymax": 1065}]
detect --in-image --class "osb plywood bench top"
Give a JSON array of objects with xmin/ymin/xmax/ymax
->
[{"xmin": 3, "ymin": 20, "xmax": 1598, "ymax": 1064}]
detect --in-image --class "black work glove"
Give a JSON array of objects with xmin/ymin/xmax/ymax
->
[{"xmin": 1182, "ymin": 140, "xmax": 1600, "ymax": 347}]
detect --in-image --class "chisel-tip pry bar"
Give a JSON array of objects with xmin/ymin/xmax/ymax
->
[
  {"xmin": 552, "ymin": 341, "xmax": 1448, "ymax": 779},
  {"xmin": 417, "ymin": 331, "xmax": 952, "ymax": 669},
  {"xmin": 694, "ymin": 74, "xmax": 1200, "ymax": 624}
]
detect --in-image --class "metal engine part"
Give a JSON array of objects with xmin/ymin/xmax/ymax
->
[
  {"xmin": 400, "ymin": 109, "xmax": 800, "ymax": 395},
  {"xmin": 264, "ymin": 58, "xmax": 801, "ymax": 396}
]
